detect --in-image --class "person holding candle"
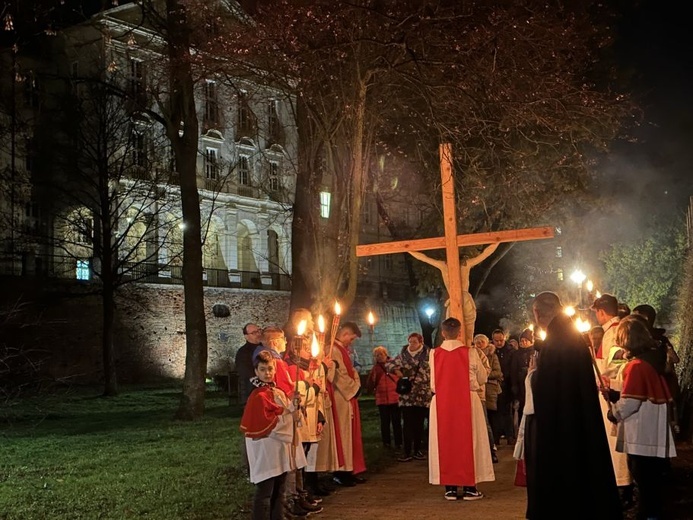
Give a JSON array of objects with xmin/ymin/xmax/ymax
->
[
  {"xmin": 240, "ymin": 350, "xmax": 305, "ymax": 520},
  {"xmin": 327, "ymin": 321, "xmax": 367, "ymax": 486}
]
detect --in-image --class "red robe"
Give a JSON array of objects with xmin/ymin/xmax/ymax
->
[{"xmin": 429, "ymin": 342, "xmax": 476, "ymax": 485}]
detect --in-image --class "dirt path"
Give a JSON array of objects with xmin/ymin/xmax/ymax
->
[{"xmin": 317, "ymin": 443, "xmax": 526, "ymax": 520}]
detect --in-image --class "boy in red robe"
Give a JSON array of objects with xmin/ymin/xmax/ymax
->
[{"xmin": 240, "ymin": 350, "xmax": 305, "ymax": 520}]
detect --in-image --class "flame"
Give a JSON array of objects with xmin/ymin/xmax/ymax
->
[
  {"xmin": 528, "ymin": 323, "xmax": 535, "ymax": 331},
  {"xmin": 595, "ymin": 291, "xmax": 602, "ymax": 299},
  {"xmin": 538, "ymin": 329, "xmax": 547, "ymax": 341},
  {"xmin": 586, "ymin": 280, "xmax": 594, "ymax": 292},
  {"xmin": 575, "ymin": 317, "xmax": 591, "ymax": 333},
  {"xmin": 564, "ymin": 306, "xmax": 576, "ymax": 317},
  {"xmin": 311, "ymin": 333, "xmax": 320, "ymax": 357},
  {"xmin": 297, "ymin": 320, "xmax": 307, "ymax": 336},
  {"xmin": 318, "ymin": 315, "xmax": 325, "ymax": 333},
  {"xmin": 367, "ymin": 311, "xmax": 375, "ymax": 325},
  {"xmin": 334, "ymin": 301, "xmax": 341, "ymax": 315}
]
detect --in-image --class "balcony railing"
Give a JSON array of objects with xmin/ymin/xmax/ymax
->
[{"xmin": 0, "ymin": 253, "xmax": 291, "ymax": 291}]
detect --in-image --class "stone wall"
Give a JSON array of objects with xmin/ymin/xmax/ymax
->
[{"xmin": 1, "ymin": 277, "xmax": 423, "ymax": 384}]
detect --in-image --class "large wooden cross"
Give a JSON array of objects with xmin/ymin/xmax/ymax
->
[{"xmin": 356, "ymin": 143, "xmax": 554, "ymax": 336}]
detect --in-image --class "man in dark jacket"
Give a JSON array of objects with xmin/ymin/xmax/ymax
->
[
  {"xmin": 492, "ymin": 328, "xmax": 515, "ymax": 445},
  {"xmin": 235, "ymin": 323, "xmax": 263, "ymax": 406},
  {"xmin": 527, "ymin": 291, "xmax": 622, "ymax": 520}
]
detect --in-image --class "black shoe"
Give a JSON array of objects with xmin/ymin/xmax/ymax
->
[
  {"xmin": 491, "ymin": 452, "xmax": 499, "ymax": 463},
  {"xmin": 352, "ymin": 475, "xmax": 366, "ymax": 484},
  {"xmin": 413, "ymin": 451, "xmax": 426, "ymax": 460},
  {"xmin": 285, "ymin": 499, "xmax": 308, "ymax": 517},
  {"xmin": 332, "ymin": 475, "xmax": 356, "ymax": 487},
  {"xmin": 297, "ymin": 497, "xmax": 323, "ymax": 513}
]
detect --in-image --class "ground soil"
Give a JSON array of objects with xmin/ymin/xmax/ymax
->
[{"xmin": 315, "ymin": 441, "xmax": 693, "ymax": 520}]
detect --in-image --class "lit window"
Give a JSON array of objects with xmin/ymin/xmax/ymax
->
[
  {"xmin": 268, "ymin": 161, "xmax": 280, "ymax": 191},
  {"xmin": 555, "ymin": 246, "xmax": 563, "ymax": 258},
  {"xmin": 557, "ymin": 268, "xmax": 564, "ymax": 282},
  {"xmin": 238, "ymin": 155, "xmax": 250, "ymax": 185},
  {"xmin": 76, "ymin": 260, "xmax": 90, "ymax": 280},
  {"xmin": 320, "ymin": 191, "xmax": 331, "ymax": 219},
  {"xmin": 205, "ymin": 148, "xmax": 219, "ymax": 179}
]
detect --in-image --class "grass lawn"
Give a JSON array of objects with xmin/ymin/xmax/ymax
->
[{"xmin": 0, "ymin": 384, "xmax": 393, "ymax": 520}]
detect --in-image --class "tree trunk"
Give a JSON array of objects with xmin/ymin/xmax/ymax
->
[{"xmin": 166, "ymin": 0, "xmax": 208, "ymax": 420}]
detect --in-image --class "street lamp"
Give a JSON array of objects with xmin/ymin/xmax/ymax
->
[{"xmin": 425, "ymin": 307, "xmax": 435, "ymax": 320}]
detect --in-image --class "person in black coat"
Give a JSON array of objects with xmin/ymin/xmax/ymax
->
[{"xmin": 527, "ymin": 292, "xmax": 622, "ymax": 520}]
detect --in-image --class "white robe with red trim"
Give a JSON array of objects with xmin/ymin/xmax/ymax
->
[{"xmin": 429, "ymin": 339, "xmax": 495, "ymax": 486}]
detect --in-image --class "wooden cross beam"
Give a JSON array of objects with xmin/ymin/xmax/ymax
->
[{"xmin": 356, "ymin": 143, "xmax": 555, "ymax": 338}]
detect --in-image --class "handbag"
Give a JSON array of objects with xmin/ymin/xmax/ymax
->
[
  {"xmin": 396, "ymin": 377, "xmax": 413, "ymax": 395},
  {"xmin": 514, "ymin": 458, "xmax": 527, "ymax": 487},
  {"xmin": 395, "ymin": 353, "xmax": 424, "ymax": 395}
]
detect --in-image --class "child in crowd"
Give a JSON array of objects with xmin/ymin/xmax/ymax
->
[{"xmin": 240, "ymin": 350, "xmax": 305, "ymax": 520}]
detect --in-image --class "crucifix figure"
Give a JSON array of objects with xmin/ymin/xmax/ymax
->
[
  {"xmin": 356, "ymin": 143, "xmax": 554, "ymax": 346},
  {"xmin": 408, "ymin": 242, "xmax": 499, "ymax": 347}
]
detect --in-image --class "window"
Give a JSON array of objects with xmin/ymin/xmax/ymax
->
[
  {"xmin": 268, "ymin": 161, "xmax": 280, "ymax": 191},
  {"xmin": 205, "ymin": 148, "xmax": 219, "ymax": 179},
  {"xmin": 24, "ymin": 202, "xmax": 40, "ymax": 233},
  {"xmin": 203, "ymin": 81, "xmax": 219, "ymax": 125},
  {"xmin": 23, "ymin": 72, "xmax": 40, "ymax": 108},
  {"xmin": 76, "ymin": 259, "xmax": 90, "ymax": 281},
  {"xmin": 75, "ymin": 218, "xmax": 93, "ymax": 245},
  {"xmin": 557, "ymin": 268, "xmax": 564, "ymax": 282},
  {"xmin": 268, "ymin": 99, "xmax": 281, "ymax": 142},
  {"xmin": 128, "ymin": 58, "xmax": 145, "ymax": 102},
  {"xmin": 237, "ymin": 91, "xmax": 253, "ymax": 134},
  {"xmin": 555, "ymin": 246, "xmax": 563, "ymax": 258},
  {"xmin": 320, "ymin": 191, "xmax": 331, "ymax": 219},
  {"xmin": 132, "ymin": 132, "xmax": 147, "ymax": 167},
  {"xmin": 362, "ymin": 202, "xmax": 371, "ymax": 225},
  {"xmin": 25, "ymin": 137, "xmax": 33, "ymax": 172},
  {"xmin": 238, "ymin": 155, "xmax": 250, "ymax": 185}
]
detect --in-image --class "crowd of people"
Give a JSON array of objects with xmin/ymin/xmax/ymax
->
[{"xmin": 235, "ymin": 293, "xmax": 680, "ymax": 520}]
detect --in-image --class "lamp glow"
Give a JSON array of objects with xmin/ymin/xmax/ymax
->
[
  {"xmin": 564, "ymin": 306, "xmax": 576, "ymax": 317},
  {"xmin": 311, "ymin": 333, "xmax": 320, "ymax": 358}
]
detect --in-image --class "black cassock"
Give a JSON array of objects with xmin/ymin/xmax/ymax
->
[{"xmin": 527, "ymin": 313, "xmax": 622, "ymax": 520}]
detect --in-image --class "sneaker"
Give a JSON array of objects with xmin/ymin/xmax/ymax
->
[
  {"xmin": 462, "ymin": 489, "xmax": 484, "ymax": 501},
  {"xmin": 397, "ymin": 455, "xmax": 413, "ymax": 462},
  {"xmin": 413, "ymin": 451, "xmax": 426, "ymax": 460},
  {"xmin": 444, "ymin": 490, "xmax": 458, "ymax": 501}
]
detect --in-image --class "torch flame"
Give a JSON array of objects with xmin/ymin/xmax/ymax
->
[
  {"xmin": 368, "ymin": 311, "xmax": 375, "ymax": 325},
  {"xmin": 318, "ymin": 315, "xmax": 325, "ymax": 333},
  {"xmin": 334, "ymin": 301, "xmax": 341, "ymax": 315},
  {"xmin": 538, "ymin": 329, "xmax": 547, "ymax": 341},
  {"xmin": 297, "ymin": 320, "xmax": 307, "ymax": 336},
  {"xmin": 311, "ymin": 333, "xmax": 320, "ymax": 358},
  {"xmin": 586, "ymin": 280, "xmax": 594, "ymax": 292},
  {"xmin": 575, "ymin": 317, "xmax": 591, "ymax": 333},
  {"xmin": 564, "ymin": 306, "xmax": 576, "ymax": 317}
]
